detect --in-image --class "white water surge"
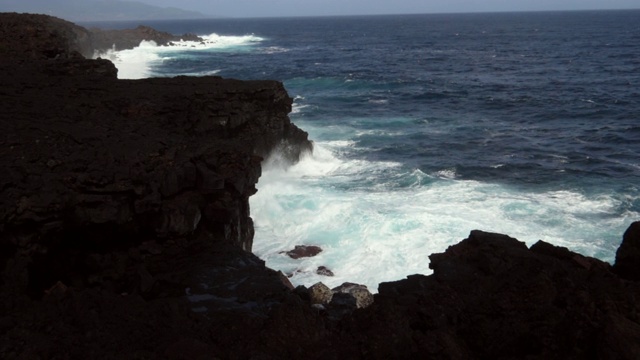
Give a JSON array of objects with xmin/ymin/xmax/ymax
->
[
  {"xmin": 250, "ymin": 134, "xmax": 636, "ymax": 292},
  {"xmin": 102, "ymin": 27, "xmax": 639, "ymax": 293},
  {"xmin": 95, "ymin": 33, "xmax": 264, "ymax": 79}
]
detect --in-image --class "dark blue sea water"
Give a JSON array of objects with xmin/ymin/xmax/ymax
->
[{"xmin": 93, "ymin": 11, "xmax": 640, "ymax": 291}]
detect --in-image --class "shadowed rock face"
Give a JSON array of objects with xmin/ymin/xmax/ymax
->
[
  {"xmin": 1, "ymin": 13, "xmax": 639, "ymax": 360},
  {"xmin": 284, "ymin": 245, "xmax": 323, "ymax": 259},
  {"xmin": 614, "ymin": 221, "xmax": 640, "ymax": 281},
  {"xmin": 0, "ymin": 70, "xmax": 311, "ymax": 298},
  {"xmin": 347, "ymin": 231, "xmax": 640, "ymax": 359},
  {"xmin": 0, "ymin": 13, "xmax": 312, "ymax": 300}
]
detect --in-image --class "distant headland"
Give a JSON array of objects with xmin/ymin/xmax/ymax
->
[{"xmin": 0, "ymin": 0, "xmax": 217, "ymax": 22}]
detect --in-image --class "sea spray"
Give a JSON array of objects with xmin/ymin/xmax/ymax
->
[
  {"xmin": 251, "ymin": 139, "xmax": 636, "ymax": 292},
  {"xmin": 101, "ymin": 12, "xmax": 640, "ymax": 292},
  {"xmin": 95, "ymin": 33, "xmax": 264, "ymax": 79}
]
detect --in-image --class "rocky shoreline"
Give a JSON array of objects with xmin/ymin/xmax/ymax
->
[{"xmin": 1, "ymin": 13, "xmax": 639, "ymax": 359}]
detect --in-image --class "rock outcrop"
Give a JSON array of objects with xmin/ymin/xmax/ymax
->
[
  {"xmin": 283, "ymin": 244, "xmax": 323, "ymax": 259},
  {"xmin": 0, "ymin": 13, "xmax": 312, "ymax": 302},
  {"xmin": 1, "ymin": 13, "xmax": 639, "ymax": 360},
  {"xmin": 347, "ymin": 230, "xmax": 640, "ymax": 359},
  {"xmin": 614, "ymin": 221, "xmax": 640, "ymax": 281}
]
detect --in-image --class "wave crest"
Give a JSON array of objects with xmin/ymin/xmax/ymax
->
[{"xmin": 94, "ymin": 33, "xmax": 264, "ymax": 79}]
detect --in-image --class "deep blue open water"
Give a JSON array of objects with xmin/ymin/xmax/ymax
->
[{"xmin": 93, "ymin": 10, "xmax": 640, "ymax": 291}]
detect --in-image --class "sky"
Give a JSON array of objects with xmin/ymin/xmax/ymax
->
[{"xmin": 139, "ymin": 0, "xmax": 640, "ymax": 18}]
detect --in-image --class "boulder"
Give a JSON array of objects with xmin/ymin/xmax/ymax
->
[
  {"xmin": 0, "ymin": 13, "xmax": 93, "ymax": 59},
  {"xmin": 316, "ymin": 266, "xmax": 335, "ymax": 277},
  {"xmin": 2, "ymin": 12, "xmax": 640, "ymax": 360},
  {"xmin": 284, "ymin": 245, "xmax": 323, "ymax": 259},
  {"xmin": 308, "ymin": 282, "xmax": 333, "ymax": 305},
  {"xmin": 0, "ymin": 13, "xmax": 312, "ymax": 300},
  {"xmin": 332, "ymin": 282, "xmax": 374, "ymax": 309}
]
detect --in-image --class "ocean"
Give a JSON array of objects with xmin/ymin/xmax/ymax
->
[{"xmin": 89, "ymin": 10, "xmax": 640, "ymax": 291}]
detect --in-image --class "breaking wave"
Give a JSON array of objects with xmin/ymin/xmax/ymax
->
[
  {"xmin": 95, "ymin": 33, "xmax": 264, "ymax": 79},
  {"xmin": 250, "ymin": 138, "xmax": 637, "ymax": 292}
]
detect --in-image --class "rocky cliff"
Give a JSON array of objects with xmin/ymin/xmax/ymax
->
[{"xmin": 1, "ymin": 13, "xmax": 639, "ymax": 359}]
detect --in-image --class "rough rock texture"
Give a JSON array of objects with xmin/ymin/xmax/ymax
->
[
  {"xmin": 0, "ymin": 13, "xmax": 204, "ymax": 59},
  {"xmin": 284, "ymin": 244, "xmax": 323, "ymax": 259},
  {"xmin": 317, "ymin": 265, "xmax": 335, "ymax": 276},
  {"xmin": 308, "ymin": 282, "xmax": 334, "ymax": 305},
  {"xmin": 293, "ymin": 282, "xmax": 374, "ymax": 320},
  {"xmin": 0, "ymin": 13, "xmax": 94, "ymax": 59},
  {"xmin": 0, "ymin": 13, "xmax": 332, "ymax": 360},
  {"xmin": 2, "ymin": 13, "xmax": 640, "ymax": 360},
  {"xmin": 347, "ymin": 230, "xmax": 640, "ymax": 359}
]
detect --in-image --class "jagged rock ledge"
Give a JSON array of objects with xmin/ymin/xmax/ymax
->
[
  {"xmin": 1, "ymin": 13, "xmax": 639, "ymax": 359},
  {"xmin": 0, "ymin": 12, "xmax": 312, "ymax": 296}
]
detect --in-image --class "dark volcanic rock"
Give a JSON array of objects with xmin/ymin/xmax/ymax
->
[
  {"xmin": 0, "ymin": 68, "xmax": 310, "ymax": 296},
  {"xmin": 317, "ymin": 265, "xmax": 335, "ymax": 276},
  {"xmin": 284, "ymin": 245, "xmax": 323, "ymax": 259},
  {"xmin": 0, "ymin": 14, "xmax": 312, "ymax": 300},
  {"xmin": 614, "ymin": 221, "xmax": 640, "ymax": 281},
  {"xmin": 308, "ymin": 282, "xmax": 333, "ymax": 305},
  {"xmin": 299, "ymin": 281, "xmax": 373, "ymax": 320},
  {"xmin": 347, "ymin": 230, "xmax": 640, "ymax": 359},
  {"xmin": 0, "ymin": 12, "xmax": 328, "ymax": 360},
  {"xmin": 0, "ymin": 13, "xmax": 93, "ymax": 59},
  {"xmin": 0, "ymin": 13, "xmax": 204, "ymax": 59}
]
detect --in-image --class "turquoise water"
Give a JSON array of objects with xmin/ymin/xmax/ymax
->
[{"xmin": 95, "ymin": 11, "xmax": 640, "ymax": 291}]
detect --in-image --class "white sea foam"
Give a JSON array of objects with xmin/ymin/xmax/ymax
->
[
  {"xmin": 251, "ymin": 141, "xmax": 638, "ymax": 293},
  {"xmin": 434, "ymin": 168, "xmax": 457, "ymax": 179},
  {"xmin": 96, "ymin": 40, "xmax": 163, "ymax": 79},
  {"xmin": 259, "ymin": 46, "xmax": 289, "ymax": 54},
  {"xmin": 291, "ymin": 103, "xmax": 311, "ymax": 114},
  {"xmin": 94, "ymin": 33, "xmax": 264, "ymax": 79}
]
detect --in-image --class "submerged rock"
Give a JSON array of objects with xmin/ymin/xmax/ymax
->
[
  {"xmin": 348, "ymin": 229, "xmax": 640, "ymax": 359},
  {"xmin": 316, "ymin": 266, "xmax": 335, "ymax": 277},
  {"xmin": 332, "ymin": 282, "xmax": 374, "ymax": 309},
  {"xmin": 308, "ymin": 282, "xmax": 333, "ymax": 305},
  {"xmin": 283, "ymin": 245, "xmax": 323, "ymax": 259}
]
